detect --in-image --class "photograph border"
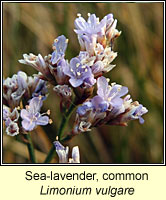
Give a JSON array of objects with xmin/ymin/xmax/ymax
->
[{"xmin": 1, "ymin": 0, "xmax": 165, "ymax": 166}]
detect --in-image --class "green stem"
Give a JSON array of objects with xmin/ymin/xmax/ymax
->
[
  {"xmin": 24, "ymin": 133, "xmax": 36, "ymax": 163},
  {"xmin": 44, "ymin": 103, "xmax": 75, "ymax": 163},
  {"xmin": 58, "ymin": 103, "xmax": 75, "ymax": 140}
]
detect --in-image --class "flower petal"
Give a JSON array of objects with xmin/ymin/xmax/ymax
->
[
  {"xmin": 69, "ymin": 78, "xmax": 83, "ymax": 87},
  {"xmin": 6, "ymin": 121, "xmax": 19, "ymax": 136},
  {"xmin": 36, "ymin": 116, "xmax": 49, "ymax": 126},
  {"xmin": 29, "ymin": 97, "xmax": 43, "ymax": 114},
  {"xmin": 21, "ymin": 109, "xmax": 31, "ymax": 121},
  {"xmin": 97, "ymin": 76, "xmax": 108, "ymax": 98},
  {"xmin": 71, "ymin": 146, "xmax": 80, "ymax": 163},
  {"xmin": 22, "ymin": 120, "xmax": 36, "ymax": 131}
]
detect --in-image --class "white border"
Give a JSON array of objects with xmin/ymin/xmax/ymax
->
[{"xmin": 1, "ymin": 1, "xmax": 165, "ymax": 166}]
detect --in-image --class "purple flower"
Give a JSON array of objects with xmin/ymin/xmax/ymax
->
[
  {"xmin": 3, "ymin": 106, "xmax": 19, "ymax": 126},
  {"xmin": 63, "ymin": 57, "xmax": 96, "ymax": 88},
  {"xmin": 19, "ymin": 53, "xmax": 47, "ymax": 73},
  {"xmin": 49, "ymin": 58, "xmax": 69, "ymax": 85},
  {"xmin": 105, "ymin": 14, "xmax": 121, "ymax": 46},
  {"xmin": 51, "ymin": 35, "xmax": 68, "ymax": 65},
  {"xmin": 6, "ymin": 121, "xmax": 19, "ymax": 137},
  {"xmin": 54, "ymin": 141, "xmax": 80, "ymax": 163},
  {"xmin": 96, "ymin": 76, "xmax": 128, "ymax": 111},
  {"xmin": 106, "ymin": 98, "xmax": 148, "ymax": 126},
  {"xmin": 74, "ymin": 13, "xmax": 107, "ymax": 54},
  {"xmin": 77, "ymin": 101, "xmax": 93, "ymax": 116},
  {"xmin": 3, "ymin": 105, "xmax": 20, "ymax": 136},
  {"xmin": 131, "ymin": 104, "xmax": 148, "ymax": 124},
  {"xmin": 21, "ymin": 96, "xmax": 49, "ymax": 131},
  {"xmin": 54, "ymin": 141, "xmax": 69, "ymax": 163},
  {"xmin": 74, "ymin": 13, "xmax": 106, "ymax": 37},
  {"xmin": 53, "ymin": 85, "xmax": 72, "ymax": 109},
  {"xmin": 32, "ymin": 79, "xmax": 48, "ymax": 98},
  {"xmin": 3, "ymin": 71, "xmax": 28, "ymax": 108},
  {"xmin": 19, "ymin": 54, "xmax": 56, "ymax": 85},
  {"xmin": 75, "ymin": 99, "xmax": 106, "ymax": 134},
  {"xmin": 125, "ymin": 103, "xmax": 148, "ymax": 124},
  {"xmin": 53, "ymin": 85, "xmax": 72, "ymax": 99},
  {"xmin": 69, "ymin": 146, "xmax": 80, "ymax": 163},
  {"xmin": 74, "ymin": 13, "xmax": 121, "ymax": 54}
]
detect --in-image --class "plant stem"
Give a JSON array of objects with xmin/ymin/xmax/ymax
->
[
  {"xmin": 44, "ymin": 102, "xmax": 75, "ymax": 163},
  {"xmin": 24, "ymin": 133, "xmax": 36, "ymax": 163},
  {"xmin": 58, "ymin": 102, "xmax": 75, "ymax": 141}
]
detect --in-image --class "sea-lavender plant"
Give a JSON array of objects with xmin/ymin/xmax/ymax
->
[{"xmin": 3, "ymin": 13, "xmax": 148, "ymax": 164}]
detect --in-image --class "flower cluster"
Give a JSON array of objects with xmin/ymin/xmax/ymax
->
[
  {"xmin": 73, "ymin": 76, "xmax": 148, "ymax": 134},
  {"xmin": 18, "ymin": 14, "xmax": 120, "ymax": 92},
  {"xmin": 3, "ymin": 71, "xmax": 50, "ymax": 136},
  {"xmin": 3, "ymin": 13, "xmax": 148, "ymax": 164}
]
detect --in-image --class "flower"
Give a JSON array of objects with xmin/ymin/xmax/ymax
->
[
  {"xmin": 96, "ymin": 76, "xmax": 128, "ymax": 111},
  {"xmin": 3, "ymin": 71, "xmax": 49, "ymax": 109},
  {"xmin": 32, "ymin": 79, "xmax": 48, "ymax": 99},
  {"xmin": 54, "ymin": 141, "xmax": 80, "ymax": 163},
  {"xmin": 92, "ymin": 44, "xmax": 117, "ymax": 75},
  {"xmin": 111, "ymin": 101, "xmax": 148, "ymax": 125},
  {"xmin": 3, "ymin": 105, "xmax": 20, "ymax": 136},
  {"xmin": 20, "ymin": 96, "xmax": 49, "ymax": 131},
  {"xmin": 6, "ymin": 121, "xmax": 19, "ymax": 137},
  {"xmin": 69, "ymin": 146, "xmax": 80, "ymax": 163},
  {"xmin": 3, "ymin": 105, "xmax": 19, "ymax": 126},
  {"xmin": 53, "ymin": 85, "xmax": 72, "ymax": 99},
  {"xmin": 130, "ymin": 104, "xmax": 148, "ymax": 124},
  {"xmin": 19, "ymin": 54, "xmax": 56, "ymax": 85},
  {"xmin": 74, "ymin": 13, "xmax": 121, "ymax": 54},
  {"xmin": 19, "ymin": 53, "xmax": 46, "ymax": 72},
  {"xmin": 74, "ymin": 100, "xmax": 106, "ymax": 134},
  {"xmin": 19, "ymin": 36, "xmax": 70, "ymax": 86},
  {"xmin": 53, "ymin": 85, "xmax": 72, "ymax": 110},
  {"xmin": 49, "ymin": 58, "xmax": 69, "ymax": 85},
  {"xmin": 3, "ymin": 71, "xmax": 28, "ymax": 108},
  {"xmin": 105, "ymin": 14, "xmax": 122, "ymax": 47},
  {"xmin": 51, "ymin": 35, "xmax": 68, "ymax": 65},
  {"xmin": 63, "ymin": 57, "xmax": 96, "ymax": 88},
  {"xmin": 74, "ymin": 13, "xmax": 106, "ymax": 36},
  {"xmin": 73, "ymin": 76, "xmax": 148, "ymax": 134}
]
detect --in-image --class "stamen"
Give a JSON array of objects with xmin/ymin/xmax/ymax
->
[
  {"xmin": 56, "ymin": 136, "xmax": 59, "ymax": 141},
  {"xmin": 25, "ymin": 105, "xmax": 30, "ymax": 110},
  {"xmin": 106, "ymin": 78, "xmax": 110, "ymax": 82},
  {"xmin": 76, "ymin": 63, "xmax": 80, "ymax": 68},
  {"xmin": 108, "ymin": 86, "xmax": 112, "ymax": 91},
  {"xmin": 77, "ymin": 72, "xmax": 81, "ymax": 76},
  {"xmin": 111, "ymin": 82, "xmax": 116, "ymax": 86},
  {"xmin": 77, "ymin": 13, "xmax": 81, "ymax": 17},
  {"xmin": 16, "ymin": 106, "xmax": 20, "ymax": 110},
  {"xmin": 82, "ymin": 65, "xmax": 86, "ymax": 68},
  {"xmin": 117, "ymin": 87, "xmax": 122, "ymax": 92},
  {"xmin": 85, "ymin": 69, "xmax": 88, "ymax": 72},
  {"xmin": 65, "ymin": 39, "xmax": 69, "ymax": 43},
  {"xmin": 54, "ymin": 39, "xmax": 58, "ymax": 42},
  {"xmin": 134, "ymin": 101, "xmax": 139, "ymax": 106},
  {"xmin": 97, "ymin": 17, "xmax": 100, "ymax": 24},
  {"xmin": 87, "ymin": 13, "xmax": 91, "ymax": 17},
  {"xmin": 47, "ymin": 110, "xmax": 51, "ymax": 115},
  {"xmin": 49, "ymin": 119, "xmax": 53, "ymax": 124},
  {"xmin": 70, "ymin": 68, "xmax": 74, "ymax": 72},
  {"xmin": 52, "ymin": 46, "xmax": 56, "ymax": 50}
]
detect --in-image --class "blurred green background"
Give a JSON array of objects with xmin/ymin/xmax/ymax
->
[{"xmin": 3, "ymin": 2, "xmax": 164, "ymax": 164}]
